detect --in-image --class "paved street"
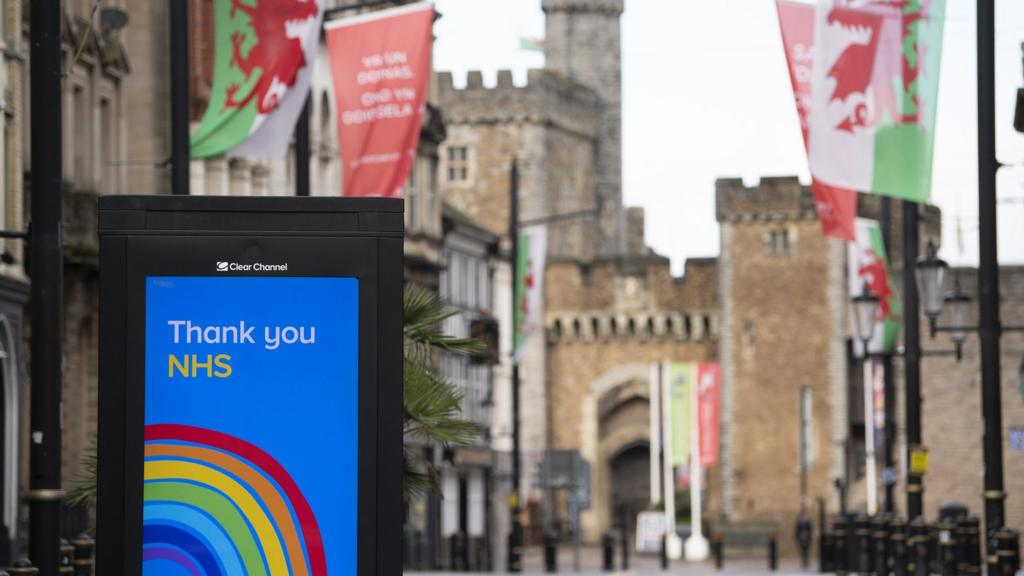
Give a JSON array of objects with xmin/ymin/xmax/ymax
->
[{"xmin": 411, "ymin": 546, "xmax": 816, "ymax": 575}]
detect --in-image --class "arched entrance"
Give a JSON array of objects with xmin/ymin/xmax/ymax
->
[{"xmin": 610, "ymin": 443, "xmax": 651, "ymax": 539}]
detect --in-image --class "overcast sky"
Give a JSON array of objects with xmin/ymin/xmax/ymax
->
[{"xmin": 433, "ymin": 0, "xmax": 1024, "ymax": 274}]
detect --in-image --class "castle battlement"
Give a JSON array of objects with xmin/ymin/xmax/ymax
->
[
  {"xmin": 541, "ymin": 0, "xmax": 624, "ymax": 16},
  {"xmin": 437, "ymin": 68, "xmax": 602, "ymax": 138}
]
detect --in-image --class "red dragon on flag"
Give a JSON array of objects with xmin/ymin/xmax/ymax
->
[{"xmin": 191, "ymin": 0, "xmax": 324, "ymax": 158}]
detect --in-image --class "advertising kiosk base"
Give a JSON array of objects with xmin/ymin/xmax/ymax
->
[{"xmin": 97, "ymin": 196, "xmax": 403, "ymax": 576}]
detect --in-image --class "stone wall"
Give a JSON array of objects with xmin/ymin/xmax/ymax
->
[
  {"xmin": 716, "ymin": 177, "xmax": 847, "ymax": 557},
  {"xmin": 544, "ymin": 254, "xmax": 718, "ymax": 541},
  {"xmin": 542, "ymin": 0, "xmax": 624, "ymax": 256},
  {"xmin": 437, "ymin": 69, "xmax": 602, "ymax": 263}
]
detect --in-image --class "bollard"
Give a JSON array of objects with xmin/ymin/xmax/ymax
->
[
  {"xmin": 713, "ymin": 534, "xmax": 724, "ymax": 571},
  {"xmin": 768, "ymin": 533, "xmax": 778, "ymax": 572},
  {"xmin": 834, "ymin": 516, "xmax": 849, "ymax": 576},
  {"xmin": 659, "ymin": 531, "xmax": 669, "ymax": 570},
  {"xmin": 928, "ymin": 523, "xmax": 941, "ymax": 575},
  {"xmin": 871, "ymin": 514, "xmax": 889, "ymax": 576},
  {"xmin": 854, "ymin": 514, "xmax": 871, "ymax": 575},
  {"xmin": 621, "ymin": 524, "xmax": 630, "ymax": 570},
  {"xmin": 796, "ymin": 515, "xmax": 813, "ymax": 570},
  {"xmin": 70, "ymin": 534, "xmax": 94, "ymax": 576},
  {"xmin": 543, "ymin": 531, "xmax": 558, "ymax": 573},
  {"xmin": 992, "ymin": 528, "xmax": 1020, "ymax": 576},
  {"xmin": 934, "ymin": 520, "xmax": 956, "ymax": 576},
  {"xmin": 955, "ymin": 517, "xmax": 981, "ymax": 575},
  {"xmin": 602, "ymin": 532, "xmax": 615, "ymax": 572},
  {"xmin": 820, "ymin": 527, "xmax": 835, "ymax": 573},
  {"xmin": 58, "ymin": 539, "xmax": 73, "ymax": 575},
  {"xmin": 6, "ymin": 559, "xmax": 38, "ymax": 576},
  {"xmin": 889, "ymin": 517, "xmax": 907, "ymax": 576},
  {"xmin": 908, "ymin": 518, "xmax": 929, "ymax": 576}
]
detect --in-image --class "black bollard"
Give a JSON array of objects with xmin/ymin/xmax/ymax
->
[
  {"xmin": 603, "ymin": 532, "xmax": 615, "ymax": 572},
  {"xmin": 71, "ymin": 534, "xmax": 94, "ymax": 576},
  {"xmin": 58, "ymin": 539, "xmax": 73, "ymax": 575},
  {"xmin": 890, "ymin": 517, "xmax": 907, "ymax": 576},
  {"xmin": 820, "ymin": 527, "xmax": 835, "ymax": 573},
  {"xmin": 854, "ymin": 514, "xmax": 871, "ymax": 575},
  {"xmin": 6, "ymin": 560, "xmax": 39, "ymax": 576},
  {"xmin": 543, "ymin": 531, "xmax": 558, "ymax": 573},
  {"xmin": 834, "ymin": 516, "xmax": 849, "ymax": 576},
  {"xmin": 956, "ymin": 517, "xmax": 981, "ymax": 575},
  {"xmin": 768, "ymin": 533, "xmax": 778, "ymax": 572},
  {"xmin": 908, "ymin": 518, "xmax": 929, "ymax": 576},
  {"xmin": 872, "ymin": 514, "xmax": 889, "ymax": 576},
  {"xmin": 714, "ymin": 534, "xmax": 724, "ymax": 571},
  {"xmin": 992, "ymin": 528, "xmax": 1020, "ymax": 576},
  {"xmin": 620, "ymin": 523, "xmax": 630, "ymax": 570},
  {"xmin": 938, "ymin": 524, "xmax": 957, "ymax": 576},
  {"xmin": 659, "ymin": 532, "xmax": 669, "ymax": 570},
  {"xmin": 796, "ymin": 515, "xmax": 813, "ymax": 569}
]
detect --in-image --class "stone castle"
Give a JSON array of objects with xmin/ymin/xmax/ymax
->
[{"xmin": 436, "ymin": 0, "xmax": 1024, "ymax": 552}]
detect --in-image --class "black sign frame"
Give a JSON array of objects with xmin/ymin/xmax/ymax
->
[{"xmin": 97, "ymin": 196, "xmax": 403, "ymax": 575}]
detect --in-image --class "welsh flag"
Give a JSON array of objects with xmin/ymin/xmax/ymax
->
[
  {"xmin": 808, "ymin": 0, "xmax": 945, "ymax": 203},
  {"xmin": 513, "ymin": 226, "xmax": 547, "ymax": 363},
  {"xmin": 775, "ymin": 0, "xmax": 858, "ymax": 241},
  {"xmin": 191, "ymin": 0, "xmax": 325, "ymax": 158},
  {"xmin": 849, "ymin": 218, "xmax": 902, "ymax": 356}
]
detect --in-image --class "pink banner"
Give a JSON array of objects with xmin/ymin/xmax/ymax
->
[
  {"xmin": 697, "ymin": 363, "xmax": 720, "ymax": 467},
  {"xmin": 325, "ymin": 3, "xmax": 433, "ymax": 197},
  {"xmin": 775, "ymin": 0, "xmax": 857, "ymax": 241}
]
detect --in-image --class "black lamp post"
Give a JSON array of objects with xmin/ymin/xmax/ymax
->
[
  {"xmin": 916, "ymin": 243, "xmax": 973, "ymax": 362},
  {"xmin": 851, "ymin": 284, "xmax": 880, "ymax": 515}
]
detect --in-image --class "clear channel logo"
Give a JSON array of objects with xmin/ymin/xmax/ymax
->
[{"xmin": 216, "ymin": 261, "xmax": 288, "ymax": 272}]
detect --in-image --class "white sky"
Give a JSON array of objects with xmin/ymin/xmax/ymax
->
[{"xmin": 433, "ymin": 0, "xmax": 1024, "ymax": 273}]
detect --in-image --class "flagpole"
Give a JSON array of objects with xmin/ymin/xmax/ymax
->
[
  {"xmin": 661, "ymin": 362, "xmax": 682, "ymax": 560},
  {"xmin": 863, "ymin": 358, "xmax": 878, "ymax": 516},
  {"xmin": 649, "ymin": 363, "xmax": 662, "ymax": 506},
  {"xmin": 170, "ymin": 0, "xmax": 190, "ymax": 195},
  {"xmin": 684, "ymin": 365, "xmax": 708, "ymax": 561},
  {"xmin": 507, "ymin": 159, "xmax": 523, "ymax": 573}
]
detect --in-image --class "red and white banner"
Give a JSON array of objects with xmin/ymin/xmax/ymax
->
[
  {"xmin": 697, "ymin": 363, "xmax": 720, "ymax": 467},
  {"xmin": 325, "ymin": 2, "xmax": 433, "ymax": 197},
  {"xmin": 775, "ymin": 0, "xmax": 857, "ymax": 241}
]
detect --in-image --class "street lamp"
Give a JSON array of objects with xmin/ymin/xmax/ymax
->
[
  {"xmin": 851, "ymin": 284, "xmax": 880, "ymax": 346},
  {"xmin": 915, "ymin": 242, "xmax": 974, "ymax": 362},
  {"xmin": 915, "ymin": 241, "xmax": 948, "ymax": 336},
  {"xmin": 850, "ymin": 283, "xmax": 880, "ymax": 515}
]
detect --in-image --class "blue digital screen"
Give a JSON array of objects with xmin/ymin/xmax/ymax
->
[{"xmin": 143, "ymin": 276, "xmax": 359, "ymax": 576}]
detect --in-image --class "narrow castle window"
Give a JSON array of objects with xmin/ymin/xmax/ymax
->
[
  {"xmin": 765, "ymin": 228, "xmax": 791, "ymax": 256},
  {"xmin": 447, "ymin": 146, "xmax": 470, "ymax": 182}
]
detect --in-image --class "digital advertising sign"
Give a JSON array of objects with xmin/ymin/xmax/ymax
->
[
  {"xmin": 144, "ymin": 276, "xmax": 358, "ymax": 575},
  {"xmin": 98, "ymin": 196, "xmax": 403, "ymax": 576}
]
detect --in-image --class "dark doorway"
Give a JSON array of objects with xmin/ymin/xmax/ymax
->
[{"xmin": 610, "ymin": 443, "xmax": 651, "ymax": 540}]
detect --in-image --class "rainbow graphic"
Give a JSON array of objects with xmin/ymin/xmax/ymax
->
[{"xmin": 143, "ymin": 424, "xmax": 327, "ymax": 576}]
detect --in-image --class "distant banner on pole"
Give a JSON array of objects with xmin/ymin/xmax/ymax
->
[
  {"xmin": 697, "ymin": 363, "xmax": 720, "ymax": 467},
  {"xmin": 871, "ymin": 359, "xmax": 885, "ymax": 453},
  {"xmin": 325, "ymin": 2, "xmax": 433, "ymax": 197},
  {"xmin": 190, "ymin": 0, "xmax": 325, "ymax": 158},
  {"xmin": 667, "ymin": 363, "xmax": 692, "ymax": 467},
  {"xmin": 775, "ymin": 0, "xmax": 857, "ymax": 241},
  {"xmin": 514, "ymin": 225, "xmax": 547, "ymax": 363},
  {"xmin": 849, "ymin": 218, "xmax": 902, "ymax": 355},
  {"xmin": 808, "ymin": 0, "xmax": 946, "ymax": 203}
]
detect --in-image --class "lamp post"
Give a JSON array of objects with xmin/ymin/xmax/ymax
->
[{"xmin": 851, "ymin": 285, "xmax": 880, "ymax": 516}]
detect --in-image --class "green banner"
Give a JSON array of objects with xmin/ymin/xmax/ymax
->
[{"xmin": 668, "ymin": 363, "xmax": 692, "ymax": 467}]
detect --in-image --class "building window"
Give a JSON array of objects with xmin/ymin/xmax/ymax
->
[
  {"xmin": 765, "ymin": 227, "xmax": 791, "ymax": 256},
  {"xmin": 446, "ymin": 146, "xmax": 469, "ymax": 182},
  {"xmin": 73, "ymin": 84, "xmax": 91, "ymax": 187}
]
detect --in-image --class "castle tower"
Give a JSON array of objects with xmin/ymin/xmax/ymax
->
[{"xmin": 542, "ymin": 0, "xmax": 625, "ymax": 256}]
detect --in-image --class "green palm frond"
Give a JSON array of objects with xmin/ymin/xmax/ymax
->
[{"xmin": 404, "ymin": 285, "xmax": 485, "ymax": 361}]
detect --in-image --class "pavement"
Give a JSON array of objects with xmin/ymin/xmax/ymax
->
[{"xmin": 411, "ymin": 545, "xmax": 817, "ymax": 575}]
